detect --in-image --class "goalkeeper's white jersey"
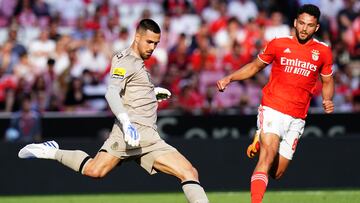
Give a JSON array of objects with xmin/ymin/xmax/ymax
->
[{"xmin": 108, "ymin": 48, "xmax": 158, "ymax": 129}]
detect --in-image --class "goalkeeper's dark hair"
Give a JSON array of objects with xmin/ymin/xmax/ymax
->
[
  {"xmin": 136, "ymin": 19, "xmax": 161, "ymax": 34},
  {"xmin": 297, "ymin": 4, "xmax": 321, "ymax": 23}
]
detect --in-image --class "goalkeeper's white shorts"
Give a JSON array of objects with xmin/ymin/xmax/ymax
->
[{"xmin": 257, "ymin": 105, "xmax": 305, "ymax": 160}]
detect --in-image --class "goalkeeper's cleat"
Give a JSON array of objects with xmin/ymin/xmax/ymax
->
[
  {"xmin": 18, "ymin": 140, "xmax": 59, "ymax": 159},
  {"xmin": 247, "ymin": 130, "xmax": 260, "ymax": 159}
]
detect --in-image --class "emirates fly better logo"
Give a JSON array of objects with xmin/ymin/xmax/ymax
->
[{"xmin": 281, "ymin": 57, "xmax": 318, "ymax": 77}]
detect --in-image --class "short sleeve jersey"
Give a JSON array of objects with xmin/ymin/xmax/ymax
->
[
  {"xmin": 258, "ymin": 36, "xmax": 333, "ymax": 119},
  {"xmin": 108, "ymin": 48, "xmax": 158, "ymax": 129}
]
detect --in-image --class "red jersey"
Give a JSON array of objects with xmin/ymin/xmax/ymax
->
[{"xmin": 258, "ymin": 36, "xmax": 333, "ymax": 119}]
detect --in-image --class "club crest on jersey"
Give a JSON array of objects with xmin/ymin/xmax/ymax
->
[
  {"xmin": 311, "ymin": 49, "xmax": 320, "ymax": 61},
  {"xmin": 111, "ymin": 67, "xmax": 126, "ymax": 79}
]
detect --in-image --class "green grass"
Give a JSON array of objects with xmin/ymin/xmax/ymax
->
[{"xmin": 1, "ymin": 190, "xmax": 360, "ymax": 203}]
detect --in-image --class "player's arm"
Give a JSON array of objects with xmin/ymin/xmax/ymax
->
[
  {"xmin": 105, "ymin": 55, "xmax": 129, "ymax": 121},
  {"xmin": 105, "ymin": 55, "xmax": 140, "ymax": 147},
  {"xmin": 105, "ymin": 80, "xmax": 140, "ymax": 147},
  {"xmin": 320, "ymin": 74, "xmax": 335, "ymax": 113},
  {"xmin": 217, "ymin": 57, "xmax": 267, "ymax": 91},
  {"xmin": 105, "ymin": 84, "xmax": 127, "ymax": 120}
]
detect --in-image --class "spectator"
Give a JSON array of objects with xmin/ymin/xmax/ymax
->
[
  {"xmin": 13, "ymin": 51, "xmax": 37, "ymax": 84},
  {"xmin": 63, "ymin": 77, "xmax": 87, "ymax": 112},
  {"xmin": 264, "ymin": 11, "xmax": 291, "ymax": 42},
  {"xmin": 0, "ymin": 0, "xmax": 17, "ymax": 27},
  {"xmin": 33, "ymin": 0, "xmax": 51, "ymax": 28},
  {"xmin": 51, "ymin": 35, "xmax": 70, "ymax": 76},
  {"xmin": 5, "ymin": 94, "xmax": 42, "ymax": 143},
  {"xmin": 28, "ymin": 30, "xmax": 56, "ymax": 72},
  {"xmin": 51, "ymin": 0, "xmax": 85, "ymax": 27},
  {"xmin": 227, "ymin": 0, "xmax": 258, "ymax": 25},
  {"xmin": 14, "ymin": 0, "xmax": 38, "ymax": 28},
  {"xmin": 0, "ymin": 41, "xmax": 18, "ymax": 74},
  {"xmin": 112, "ymin": 27, "xmax": 132, "ymax": 52},
  {"xmin": 214, "ymin": 17, "xmax": 246, "ymax": 52},
  {"xmin": 222, "ymin": 41, "xmax": 252, "ymax": 71},
  {"xmin": 0, "ymin": 66, "xmax": 16, "ymax": 111},
  {"xmin": 6, "ymin": 27, "xmax": 27, "ymax": 57}
]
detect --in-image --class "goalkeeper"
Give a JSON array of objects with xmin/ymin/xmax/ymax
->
[{"xmin": 18, "ymin": 19, "xmax": 209, "ymax": 203}]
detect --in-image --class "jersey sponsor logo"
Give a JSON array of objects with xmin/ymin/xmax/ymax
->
[
  {"xmin": 281, "ymin": 57, "xmax": 318, "ymax": 77},
  {"xmin": 111, "ymin": 67, "xmax": 126, "ymax": 79},
  {"xmin": 311, "ymin": 49, "xmax": 320, "ymax": 61}
]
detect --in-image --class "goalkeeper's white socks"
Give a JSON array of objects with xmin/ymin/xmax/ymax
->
[
  {"xmin": 55, "ymin": 149, "xmax": 91, "ymax": 173},
  {"xmin": 182, "ymin": 180, "xmax": 209, "ymax": 203}
]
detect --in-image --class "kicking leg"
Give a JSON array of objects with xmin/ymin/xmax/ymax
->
[
  {"xmin": 251, "ymin": 132, "xmax": 280, "ymax": 203},
  {"xmin": 153, "ymin": 151, "xmax": 209, "ymax": 203},
  {"xmin": 19, "ymin": 141, "xmax": 120, "ymax": 178},
  {"xmin": 81, "ymin": 151, "xmax": 121, "ymax": 178},
  {"xmin": 54, "ymin": 150, "xmax": 121, "ymax": 178}
]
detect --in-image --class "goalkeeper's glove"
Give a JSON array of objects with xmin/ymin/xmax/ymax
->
[
  {"xmin": 117, "ymin": 113, "xmax": 140, "ymax": 147},
  {"xmin": 154, "ymin": 87, "xmax": 171, "ymax": 102}
]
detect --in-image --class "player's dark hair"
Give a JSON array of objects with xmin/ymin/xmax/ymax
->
[
  {"xmin": 297, "ymin": 4, "xmax": 321, "ymax": 22},
  {"xmin": 136, "ymin": 19, "xmax": 161, "ymax": 34}
]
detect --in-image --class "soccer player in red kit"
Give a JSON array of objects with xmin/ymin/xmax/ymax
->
[{"xmin": 217, "ymin": 4, "xmax": 334, "ymax": 203}]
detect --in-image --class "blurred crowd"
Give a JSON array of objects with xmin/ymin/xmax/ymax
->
[{"xmin": 0, "ymin": 0, "xmax": 359, "ymax": 117}]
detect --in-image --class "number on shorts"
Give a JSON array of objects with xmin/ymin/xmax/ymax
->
[{"xmin": 292, "ymin": 138, "xmax": 299, "ymax": 151}]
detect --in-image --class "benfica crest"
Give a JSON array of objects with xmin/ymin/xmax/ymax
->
[{"xmin": 311, "ymin": 49, "xmax": 320, "ymax": 61}]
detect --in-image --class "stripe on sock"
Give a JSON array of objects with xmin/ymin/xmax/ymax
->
[
  {"xmin": 78, "ymin": 156, "xmax": 91, "ymax": 173},
  {"xmin": 181, "ymin": 180, "xmax": 201, "ymax": 186},
  {"xmin": 251, "ymin": 173, "xmax": 268, "ymax": 186}
]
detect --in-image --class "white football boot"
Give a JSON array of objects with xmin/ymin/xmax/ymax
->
[{"xmin": 18, "ymin": 140, "xmax": 59, "ymax": 159}]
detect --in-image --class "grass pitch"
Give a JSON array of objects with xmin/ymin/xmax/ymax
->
[{"xmin": 1, "ymin": 190, "xmax": 360, "ymax": 203}]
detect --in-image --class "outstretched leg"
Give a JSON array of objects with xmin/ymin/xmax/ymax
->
[
  {"xmin": 153, "ymin": 151, "xmax": 209, "ymax": 203},
  {"xmin": 19, "ymin": 141, "xmax": 121, "ymax": 178}
]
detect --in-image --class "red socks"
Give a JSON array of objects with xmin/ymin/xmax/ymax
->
[{"xmin": 250, "ymin": 172, "xmax": 268, "ymax": 203}]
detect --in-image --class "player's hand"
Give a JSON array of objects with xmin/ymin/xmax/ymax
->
[
  {"xmin": 154, "ymin": 87, "xmax": 171, "ymax": 102},
  {"xmin": 322, "ymin": 100, "xmax": 334, "ymax": 113},
  {"xmin": 117, "ymin": 113, "xmax": 140, "ymax": 147},
  {"xmin": 217, "ymin": 77, "xmax": 231, "ymax": 92},
  {"xmin": 122, "ymin": 121, "xmax": 140, "ymax": 147}
]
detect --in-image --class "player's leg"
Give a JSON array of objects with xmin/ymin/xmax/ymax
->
[
  {"xmin": 269, "ymin": 119, "xmax": 304, "ymax": 180},
  {"xmin": 153, "ymin": 151, "xmax": 209, "ymax": 203},
  {"xmin": 269, "ymin": 154, "xmax": 291, "ymax": 180},
  {"xmin": 81, "ymin": 151, "xmax": 121, "ymax": 178},
  {"xmin": 18, "ymin": 140, "xmax": 121, "ymax": 178},
  {"xmin": 52, "ymin": 148, "xmax": 121, "ymax": 178},
  {"xmin": 251, "ymin": 132, "xmax": 280, "ymax": 203}
]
